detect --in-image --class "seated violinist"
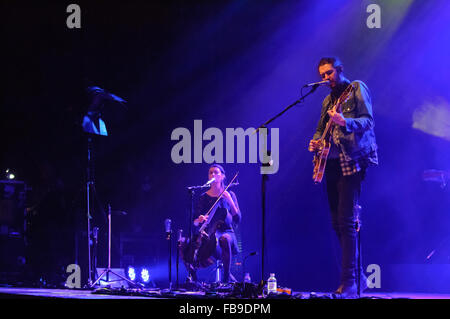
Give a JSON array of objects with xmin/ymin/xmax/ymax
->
[{"xmin": 192, "ymin": 164, "xmax": 241, "ymax": 284}]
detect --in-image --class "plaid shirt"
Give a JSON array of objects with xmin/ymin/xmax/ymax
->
[
  {"xmin": 332, "ymin": 126, "xmax": 371, "ymax": 176},
  {"xmin": 339, "ymin": 152, "xmax": 361, "ymax": 176}
]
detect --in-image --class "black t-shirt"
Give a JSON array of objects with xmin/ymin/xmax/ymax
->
[{"xmin": 195, "ymin": 191, "xmax": 239, "ymax": 232}]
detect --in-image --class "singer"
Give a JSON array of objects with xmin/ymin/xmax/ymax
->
[
  {"xmin": 308, "ymin": 57, "xmax": 378, "ymax": 297},
  {"xmin": 193, "ymin": 164, "xmax": 241, "ymax": 284}
]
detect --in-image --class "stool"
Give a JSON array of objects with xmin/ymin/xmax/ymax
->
[{"xmin": 211, "ymin": 259, "xmax": 237, "ymax": 283}]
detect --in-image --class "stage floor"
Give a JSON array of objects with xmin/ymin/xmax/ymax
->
[
  {"xmin": 0, "ymin": 287, "xmax": 152, "ymax": 299},
  {"xmin": 1, "ymin": 287, "xmax": 450, "ymax": 300}
]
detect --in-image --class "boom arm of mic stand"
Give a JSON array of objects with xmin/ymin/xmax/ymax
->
[{"xmin": 253, "ymin": 85, "xmax": 319, "ymax": 135}]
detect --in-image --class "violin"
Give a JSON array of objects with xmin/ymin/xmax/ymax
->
[{"xmin": 180, "ymin": 172, "xmax": 239, "ymax": 270}]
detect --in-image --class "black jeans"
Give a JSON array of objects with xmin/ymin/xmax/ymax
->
[{"xmin": 325, "ymin": 159, "xmax": 364, "ymax": 285}]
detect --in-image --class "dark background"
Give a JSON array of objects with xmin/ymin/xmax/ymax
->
[{"xmin": 1, "ymin": 0, "xmax": 450, "ymax": 292}]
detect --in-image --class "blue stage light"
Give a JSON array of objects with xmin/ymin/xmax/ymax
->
[
  {"xmin": 141, "ymin": 268, "xmax": 150, "ymax": 283},
  {"xmin": 127, "ymin": 266, "xmax": 136, "ymax": 281}
]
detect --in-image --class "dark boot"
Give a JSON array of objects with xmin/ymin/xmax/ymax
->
[
  {"xmin": 334, "ymin": 271, "xmax": 367, "ymax": 297},
  {"xmin": 337, "ymin": 281, "xmax": 358, "ymax": 298}
]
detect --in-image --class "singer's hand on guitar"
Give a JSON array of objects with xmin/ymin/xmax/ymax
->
[
  {"xmin": 309, "ymin": 139, "xmax": 321, "ymax": 152},
  {"xmin": 327, "ymin": 109, "xmax": 346, "ymax": 126}
]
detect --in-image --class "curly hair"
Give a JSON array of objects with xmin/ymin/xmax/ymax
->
[{"xmin": 318, "ymin": 57, "xmax": 343, "ymax": 72}]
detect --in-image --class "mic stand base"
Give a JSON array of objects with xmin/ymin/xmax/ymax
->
[{"xmin": 90, "ymin": 268, "xmax": 141, "ymax": 289}]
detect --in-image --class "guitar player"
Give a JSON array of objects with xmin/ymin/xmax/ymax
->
[{"xmin": 308, "ymin": 57, "xmax": 378, "ymax": 297}]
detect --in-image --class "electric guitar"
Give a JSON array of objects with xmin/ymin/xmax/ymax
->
[{"xmin": 312, "ymin": 84, "xmax": 355, "ymax": 183}]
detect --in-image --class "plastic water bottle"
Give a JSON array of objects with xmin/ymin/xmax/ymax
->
[{"xmin": 267, "ymin": 273, "xmax": 277, "ymax": 294}]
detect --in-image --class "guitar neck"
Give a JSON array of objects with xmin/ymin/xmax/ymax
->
[
  {"xmin": 320, "ymin": 103, "xmax": 340, "ymax": 140},
  {"xmin": 319, "ymin": 85, "xmax": 352, "ymax": 141}
]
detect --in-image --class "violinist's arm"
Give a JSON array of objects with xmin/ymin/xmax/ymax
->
[
  {"xmin": 224, "ymin": 191, "xmax": 241, "ymax": 223},
  {"xmin": 193, "ymin": 215, "xmax": 208, "ymax": 227}
]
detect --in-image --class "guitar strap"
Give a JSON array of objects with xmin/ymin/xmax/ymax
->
[{"xmin": 329, "ymin": 81, "xmax": 353, "ymax": 139}]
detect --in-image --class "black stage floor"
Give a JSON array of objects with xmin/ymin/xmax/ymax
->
[{"xmin": 1, "ymin": 287, "xmax": 450, "ymax": 300}]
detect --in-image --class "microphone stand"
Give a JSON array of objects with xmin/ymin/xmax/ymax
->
[
  {"xmin": 253, "ymin": 84, "xmax": 321, "ymax": 284},
  {"xmin": 166, "ymin": 224, "xmax": 172, "ymax": 291},
  {"xmin": 176, "ymin": 229, "xmax": 183, "ymax": 289},
  {"xmin": 185, "ymin": 183, "xmax": 211, "ymax": 282},
  {"xmin": 260, "ymin": 129, "xmax": 271, "ymax": 284}
]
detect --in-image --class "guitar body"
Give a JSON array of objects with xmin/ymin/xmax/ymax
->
[{"xmin": 312, "ymin": 136, "xmax": 331, "ymax": 183}]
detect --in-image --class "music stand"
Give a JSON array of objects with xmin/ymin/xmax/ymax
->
[{"xmin": 82, "ymin": 86, "xmax": 127, "ymax": 287}]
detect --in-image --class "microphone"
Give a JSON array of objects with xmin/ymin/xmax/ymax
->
[
  {"xmin": 203, "ymin": 177, "xmax": 215, "ymax": 187},
  {"xmin": 164, "ymin": 218, "xmax": 172, "ymax": 234},
  {"xmin": 303, "ymin": 80, "xmax": 330, "ymax": 87}
]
